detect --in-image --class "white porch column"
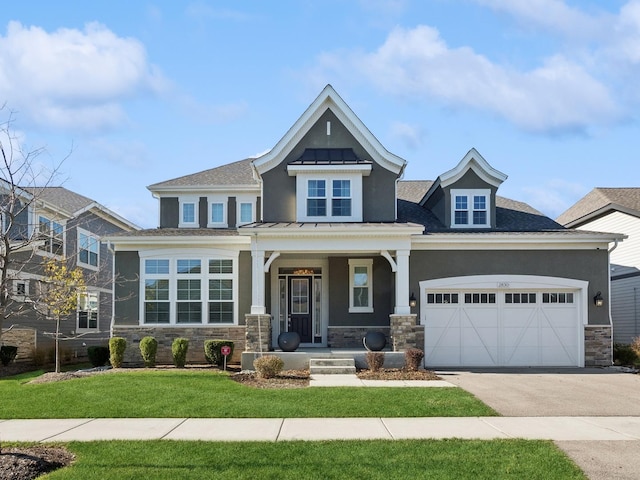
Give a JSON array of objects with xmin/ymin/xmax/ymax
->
[
  {"xmin": 251, "ymin": 248, "xmax": 266, "ymax": 314},
  {"xmin": 394, "ymin": 249, "xmax": 411, "ymax": 315}
]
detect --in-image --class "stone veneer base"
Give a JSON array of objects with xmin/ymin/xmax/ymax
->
[{"xmin": 584, "ymin": 325, "xmax": 613, "ymax": 367}]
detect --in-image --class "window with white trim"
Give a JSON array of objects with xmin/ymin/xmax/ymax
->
[
  {"xmin": 78, "ymin": 229, "xmax": 99, "ymax": 269},
  {"xmin": 141, "ymin": 255, "xmax": 236, "ymax": 325},
  {"xmin": 238, "ymin": 202, "xmax": 254, "ymax": 225},
  {"xmin": 332, "ymin": 180, "xmax": 352, "ymax": 216},
  {"xmin": 451, "ymin": 189, "xmax": 490, "ymax": 228},
  {"xmin": 542, "ymin": 292, "xmax": 574, "ymax": 304},
  {"xmin": 307, "ymin": 180, "xmax": 326, "ymax": 216},
  {"xmin": 78, "ymin": 291, "xmax": 98, "ymax": 330},
  {"xmin": 179, "ymin": 197, "xmax": 199, "ymax": 228},
  {"xmin": 294, "ymin": 172, "xmax": 364, "ymax": 222},
  {"xmin": 38, "ymin": 216, "xmax": 64, "ymax": 255},
  {"xmin": 349, "ymin": 259, "xmax": 373, "ymax": 313},
  {"xmin": 207, "ymin": 197, "xmax": 227, "ymax": 228}
]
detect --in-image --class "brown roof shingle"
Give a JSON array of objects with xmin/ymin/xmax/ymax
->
[{"xmin": 557, "ymin": 188, "xmax": 640, "ymax": 226}]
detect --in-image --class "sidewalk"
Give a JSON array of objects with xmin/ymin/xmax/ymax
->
[{"xmin": 2, "ymin": 416, "xmax": 640, "ymax": 442}]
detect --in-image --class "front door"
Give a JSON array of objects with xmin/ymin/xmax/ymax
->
[{"xmin": 288, "ymin": 276, "xmax": 313, "ymax": 343}]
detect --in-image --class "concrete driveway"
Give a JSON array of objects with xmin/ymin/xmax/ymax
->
[{"xmin": 440, "ymin": 367, "xmax": 640, "ymax": 480}]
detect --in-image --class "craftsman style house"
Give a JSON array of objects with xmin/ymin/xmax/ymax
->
[
  {"xmin": 106, "ymin": 85, "xmax": 622, "ymax": 367},
  {"xmin": 558, "ymin": 188, "xmax": 640, "ymax": 344},
  {"xmin": 2, "ymin": 185, "xmax": 138, "ymax": 361}
]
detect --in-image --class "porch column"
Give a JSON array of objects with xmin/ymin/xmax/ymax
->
[
  {"xmin": 394, "ymin": 249, "xmax": 411, "ymax": 315},
  {"xmin": 251, "ymin": 248, "xmax": 266, "ymax": 314}
]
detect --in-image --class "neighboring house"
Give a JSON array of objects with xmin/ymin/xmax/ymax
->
[
  {"xmin": 106, "ymin": 85, "xmax": 622, "ymax": 368},
  {"xmin": 2, "ymin": 185, "xmax": 139, "ymax": 361},
  {"xmin": 558, "ymin": 188, "xmax": 640, "ymax": 344}
]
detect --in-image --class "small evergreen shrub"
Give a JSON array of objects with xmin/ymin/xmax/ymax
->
[
  {"xmin": 109, "ymin": 337, "xmax": 127, "ymax": 368},
  {"xmin": 253, "ymin": 355, "xmax": 284, "ymax": 378},
  {"xmin": 613, "ymin": 343, "xmax": 638, "ymax": 366},
  {"xmin": 87, "ymin": 346, "xmax": 110, "ymax": 367},
  {"xmin": 172, "ymin": 337, "xmax": 189, "ymax": 368},
  {"xmin": 204, "ymin": 339, "xmax": 235, "ymax": 366},
  {"xmin": 365, "ymin": 351, "xmax": 385, "ymax": 372},
  {"xmin": 139, "ymin": 336, "xmax": 158, "ymax": 368},
  {"xmin": 0, "ymin": 345, "xmax": 18, "ymax": 366},
  {"xmin": 404, "ymin": 348, "xmax": 425, "ymax": 371}
]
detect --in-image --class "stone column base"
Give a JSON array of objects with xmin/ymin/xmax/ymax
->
[
  {"xmin": 584, "ymin": 325, "xmax": 612, "ymax": 366},
  {"xmin": 244, "ymin": 314, "xmax": 272, "ymax": 353},
  {"xmin": 390, "ymin": 314, "xmax": 423, "ymax": 351}
]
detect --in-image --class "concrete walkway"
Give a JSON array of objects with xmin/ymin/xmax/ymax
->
[
  {"xmin": 309, "ymin": 374, "xmax": 456, "ymax": 387},
  {"xmin": 2, "ymin": 416, "xmax": 640, "ymax": 442}
]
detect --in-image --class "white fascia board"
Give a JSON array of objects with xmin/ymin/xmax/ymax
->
[
  {"xmin": 252, "ymin": 85, "xmax": 406, "ymax": 176},
  {"xmin": 246, "ymin": 235, "xmax": 415, "ymax": 253},
  {"xmin": 411, "ymin": 231, "xmax": 626, "ymax": 250},
  {"xmin": 74, "ymin": 202, "xmax": 140, "ymax": 231},
  {"xmin": 287, "ymin": 163, "xmax": 372, "ymax": 176},
  {"xmin": 438, "ymin": 148, "xmax": 508, "ymax": 189},
  {"xmin": 149, "ymin": 185, "xmax": 259, "ymax": 196},
  {"xmin": 105, "ymin": 236, "xmax": 251, "ymax": 251},
  {"xmin": 240, "ymin": 223, "xmax": 425, "ymax": 238}
]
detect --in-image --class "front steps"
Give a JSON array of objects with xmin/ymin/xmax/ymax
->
[{"xmin": 309, "ymin": 357, "xmax": 356, "ymax": 375}]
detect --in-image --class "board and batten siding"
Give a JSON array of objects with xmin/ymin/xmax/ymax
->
[
  {"xmin": 577, "ymin": 211, "xmax": 640, "ymax": 268},
  {"xmin": 611, "ymin": 275, "xmax": 640, "ymax": 344}
]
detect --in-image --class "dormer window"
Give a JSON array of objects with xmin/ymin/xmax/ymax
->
[
  {"xmin": 332, "ymin": 180, "xmax": 351, "ymax": 216},
  {"xmin": 451, "ymin": 189, "xmax": 490, "ymax": 228},
  {"xmin": 207, "ymin": 196, "xmax": 228, "ymax": 228},
  {"xmin": 179, "ymin": 197, "xmax": 199, "ymax": 228}
]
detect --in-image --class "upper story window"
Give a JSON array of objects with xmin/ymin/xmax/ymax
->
[
  {"xmin": 307, "ymin": 180, "xmax": 326, "ymax": 217},
  {"xmin": 450, "ymin": 189, "xmax": 490, "ymax": 228},
  {"xmin": 332, "ymin": 180, "xmax": 351, "ymax": 216},
  {"xmin": 207, "ymin": 196, "xmax": 227, "ymax": 228},
  {"xmin": 38, "ymin": 216, "xmax": 64, "ymax": 255},
  {"xmin": 179, "ymin": 197, "xmax": 199, "ymax": 228},
  {"xmin": 78, "ymin": 229, "xmax": 99, "ymax": 269},
  {"xmin": 295, "ymin": 175, "xmax": 362, "ymax": 222},
  {"xmin": 238, "ymin": 202, "xmax": 253, "ymax": 225}
]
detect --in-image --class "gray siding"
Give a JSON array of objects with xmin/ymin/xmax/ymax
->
[
  {"xmin": 408, "ymin": 249, "xmax": 611, "ymax": 325},
  {"xmin": 199, "ymin": 197, "xmax": 208, "ymax": 228},
  {"xmin": 262, "ymin": 109, "xmax": 399, "ymax": 223},
  {"xmin": 328, "ymin": 256, "xmax": 393, "ymax": 326},
  {"xmin": 228, "ymin": 197, "xmax": 237, "ymax": 229},
  {"xmin": 114, "ymin": 251, "xmax": 140, "ymax": 326},
  {"xmin": 611, "ymin": 275, "xmax": 640, "ymax": 343}
]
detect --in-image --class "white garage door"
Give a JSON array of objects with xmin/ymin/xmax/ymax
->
[{"xmin": 421, "ymin": 276, "xmax": 586, "ymax": 367}]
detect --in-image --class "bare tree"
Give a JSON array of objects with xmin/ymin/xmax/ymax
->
[{"xmin": 0, "ymin": 107, "xmax": 67, "ymax": 348}]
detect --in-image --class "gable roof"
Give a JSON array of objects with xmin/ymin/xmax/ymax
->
[
  {"xmin": 420, "ymin": 148, "xmax": 507, "ymax": 206},
  {"xmin": 557, "ymin": 188, "xmax": 640, "ymax": 227},
  {"xmin": 252, "ymin": 84, "xmax": 407, "ymax": 176},
  {"xmin": 148, "ymin": 158, "xmax": 259, "ymax": 192}
]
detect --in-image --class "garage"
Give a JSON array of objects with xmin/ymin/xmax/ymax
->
[{"xmin": 420, "ymin": 275, "xmax": 587, "ymax": 367}]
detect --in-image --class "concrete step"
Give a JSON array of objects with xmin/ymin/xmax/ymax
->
[{"xmin": 309, "ymin": 358, "xmax": 356, "ymax": 375}]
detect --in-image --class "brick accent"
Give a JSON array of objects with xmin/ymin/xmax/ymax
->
[
  {"xmin": 244, "ymin": 315, "xmax": 272, "ymax": 353},
  {"xmin": 327, "ymin": 327, "xmax": 390, "ymax": 349},
  {"xmin": 1, "ymin": 328, "xmax": 36, "ymax": 362},
  {"xmin": 584, "ymin": 325, "xmax": 612, "ymax": 367},
  {"xmin": 112, "ymin": 326, "xmax": 245, "ymax": 365},
  {"xmin": 390, "ymin": 314, "xmax": 424, "ymax": 351}
]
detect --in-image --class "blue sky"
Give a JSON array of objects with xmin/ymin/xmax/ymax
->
[{"xmin": 1, "ymin": 1, "xmax": 637, "ymax": 229}]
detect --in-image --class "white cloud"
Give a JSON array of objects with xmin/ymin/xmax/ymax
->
[
  {"xmin": 522, "ymin": 178, "xmax": 587, "ymax": 219},
  {"xmin": 176, "ymin": 94, "xmax": 249, "ymax": 124},
  {"xmin": 389, "ymin": 121, "xmax": 424, "ymax": 150},
  {"xmin": 0, "ymin": 21, "xmax": 167, "ymax": 132},
  {"xmin": 318, "ymin": 25, "xmax": 620, "ymax": 133}
]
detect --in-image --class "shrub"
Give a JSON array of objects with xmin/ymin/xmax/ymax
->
[
  {"xmin": 404, "ymin": 348, "xmax": 425, "ymax": 371},
  {"xmin": 139, "ymin": 336, "xmax": 158, "ymax": 368},
  {"xmin": 365, "ymin": 351, "xmax": 385, "ymax": 372},
  {"xmin": 31, "ymin": 347, "xmax": 47, "ymax": 366},
  {"xmin": 631, "ymin": 337, "xmax": 640, "ymax": 360},
  {"xmin": 87, "ymin": 346, "xmax": 110, "ymax": 367},
  {"xmin": 613, "ymin": 343, "xmax": 638, "ymax": 366},
  {"xmin": 204, "ymin": 340, "xmax": 234, "ymax": 366},
  {"xmin": 172, "ymin": 338, "xmax": 189, "ymax": 368},
  {"xmin": 0, "ymin": 345, "xmax": 18, "ymax": 366},
  {"xmin": 109, "ymin": 337, "xmax": 127, "ymax": 368},
  {"xmin": 253, "ymin": 355, "xmax": 284, "ymax": 378}
]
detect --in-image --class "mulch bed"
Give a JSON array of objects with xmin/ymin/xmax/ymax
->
[{"xmin": 0, "ymin": 446, "xmax": 75, "ymax": 480}]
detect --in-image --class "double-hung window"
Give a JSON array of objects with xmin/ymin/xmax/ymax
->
[
  {"xmin": 451, "ymin": 189, "xmax": 490, "ymax": 228},
  {"xmin": 141, "ymin": 255, "xmax": 236, "ymax": 325},
  {"xmin": 208, "ymin": 197, "xmax": 227, "ymax": 228},
  {"xmin": 38, "ymin": 216, "xmax": 64, "ymax": 255},
  {"xmin": 349, "ymin": 259, "xmax": 373, "ymax": 313},
  {"xmin": 78, "ymin": 229, "xmax": 99, "ymax": 269},
  {"xmin": 179, "ymin": 197, "xmax": 199, "ymax": 228},
  {"xmin": 78, "ymin": 291, "xmax": 98, "ymax": 329},
  {"xmin": 332, "ymin": 180, "xmax": 351, "ymax": 216},
  {"xmin": 144, "ymin": 259, "xmax": 170, "ymax": 324},
  {"xmin": 306, "ymin": 180, "xmax": 326, "ymax": 217}
]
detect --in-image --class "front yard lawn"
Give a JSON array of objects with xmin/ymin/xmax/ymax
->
[
  {"xmin": 0, "ymin": 369, "xmax": 496, "ymax": 418},
  {"xmin": 41, "ymin": 439, "xmax": 586, "ymax": 479}
]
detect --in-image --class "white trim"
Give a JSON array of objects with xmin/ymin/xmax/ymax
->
[
  {"xmin": 207, "ymin": 195, "xmax": 228, "ymax": 228},
  {"xmin": 349, "ymin": 258, "xmax": 373, "ymax": 313},
  {"xmin": 287, "ymin": 163, "xmax": 372, "ymax": 176},
  {"xmin": 236, "ymin": 195, "xmax": 256, "ymax": 226},
  {"xmin": 178, "ymin": 196, "xmax": 199, "ymax": 228},
  {"xmin": 295, "ymin": 174, "xmax": 363, "ymax": 222},
  {"xmin": 77, "ymin": 227, "xmax": 100, "ymax": 271},
  {"xmin": 77, "ymin": 289, "xmax": 99, "ymax": 332},
  {"xmin": 450, "ymin": 189, "xmax": 491, "ymax": 228}
]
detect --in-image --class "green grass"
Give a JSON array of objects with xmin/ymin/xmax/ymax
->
[
  {"xmin": 0, "ymin": 370, "xmax": 496, "ymax": 418},
  {"xmin": 40, "ymin": 439, "xmax": 585, "ymax": 479}
]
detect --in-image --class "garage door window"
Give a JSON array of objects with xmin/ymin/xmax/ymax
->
[
  {"xmin": 464, "ymin": 293, "xmax": 496, "ymax": 304},
  {"xmin": 505, "ymin": 293, "xmax": 536, "ymax": 304},
  {"xmin": 427, "ymin": 293, "xmax": 458, "ymax": 304},
  {"xmin": 542, "ymin": 292, "xmax": 574, "ymax": 304}
]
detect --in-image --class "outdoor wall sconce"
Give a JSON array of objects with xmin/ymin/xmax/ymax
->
[
  {"xmin": 593, "ymin": 291, "xmax": 604, "ymax": 307},
  {"xmin": 409, "ymin": 292, "xmax": 417, "ymax": 308}
]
